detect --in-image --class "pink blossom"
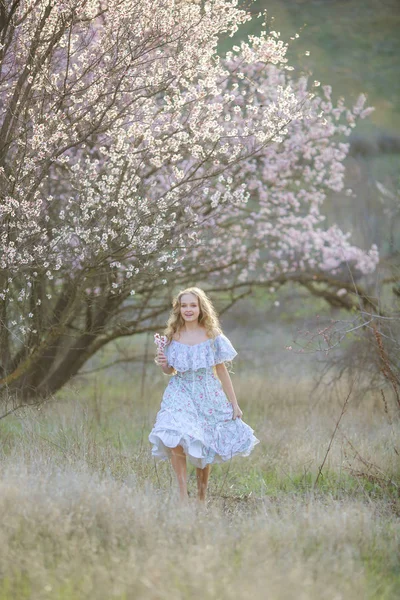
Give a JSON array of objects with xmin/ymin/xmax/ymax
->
[{"xmin": 154, "ymin": 333, "xmax": 168, "ymax": 351}]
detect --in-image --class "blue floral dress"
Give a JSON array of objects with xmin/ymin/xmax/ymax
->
[{"xmin": 148, "ymin": 334, "xmax": 260, "ymax": 469}]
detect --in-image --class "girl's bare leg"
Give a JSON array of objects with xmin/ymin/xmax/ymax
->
[
  {"xmin": 170, "ymin": 445, "xmax": 188, "ymax": 502},
  {"xmin": 196, "ymin": 464, "xmax": 211, "ymax": 503}
]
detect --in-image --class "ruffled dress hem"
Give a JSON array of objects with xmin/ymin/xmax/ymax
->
[{"xmin": 149, "ymin": 426, "xmax": 260, "ymax": 469}]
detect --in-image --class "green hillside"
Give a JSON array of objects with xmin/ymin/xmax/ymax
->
[{"xmin": 228, "ymin": 0, "xmax": 400, "ymax": 132}]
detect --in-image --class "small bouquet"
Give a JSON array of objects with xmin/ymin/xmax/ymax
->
[
  {"xmin": 154, "ymin": 333, "xmax": 168, "ymax": 367},
  {"xmin": 154, "ymin": 333, "xmax": 168, "ymax": 352}
]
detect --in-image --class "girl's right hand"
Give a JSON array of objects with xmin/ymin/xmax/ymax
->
[
  {"xmin": 232, "ymin": 404, "xmax": 243, "ymax": 420},
  {"xmin": 156, "ymin": 349, "xmax": 168, "ymax": 368}
]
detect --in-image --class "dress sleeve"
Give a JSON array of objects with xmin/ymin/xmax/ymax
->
[{"xmin": 213, "ymin": 333, "xmax": 237, "ymax": 364}]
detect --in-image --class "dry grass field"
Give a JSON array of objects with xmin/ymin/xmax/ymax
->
[
  {"xmin": 1, "ymin": 1, "xmax": 399, "ymax": 598},
  {"xmin": 1, "ymin": 360, "xmax": 399, "ymax": 600}
]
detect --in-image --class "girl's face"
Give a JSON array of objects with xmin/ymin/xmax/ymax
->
[{"xmin": 180, "ymin": 293, "xmax": 200, "ymax": 324}]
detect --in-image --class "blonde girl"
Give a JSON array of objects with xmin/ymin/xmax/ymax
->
[{"xmin": 149, "ymin": 287, "xmax": 259, "ymax": 504}]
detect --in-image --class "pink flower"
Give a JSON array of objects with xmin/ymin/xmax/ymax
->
[{"xmin": 154, "ymin": 333, "xmax": 168, "ymax": 350}]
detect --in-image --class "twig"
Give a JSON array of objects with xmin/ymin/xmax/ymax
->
[
  {"xmin": 153, "ymin": 457, "xmax": 161, "ymax": 489},
  {"xmin": 216, "ymin": 455, "xmax": 233, "ymax": 498},
  {"xmin": 140, "ymin": 331, "xmax": 151, "ymax": 401},
  {"xmin": 314, "ymin": 383, "xmax": 353, "ymax": 487},
  {"xmin": 380, "ymin": 389, "xmax": 400, "ymax": 456},
  {"xmin": 341, "ymin": 432, "xmax": 399, "ymax": 490},
  {"xmin": 373, "ymin": 324, "xmax": 400, "ymax": 411},
  {"xmin": 0, "ymin": 401, "xmax": 39, "ymax": 421},
  {"xmin": 78, "ymin": 355, "xmax": 147, "ymax": 376}
]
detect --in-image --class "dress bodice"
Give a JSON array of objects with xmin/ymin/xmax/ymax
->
[{"xmin": 164, "ymin": 333, "xmax": 237, "ymax": 373}]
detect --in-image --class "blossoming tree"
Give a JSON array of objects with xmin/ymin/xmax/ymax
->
[{"xmin": 0, "ymin": 0, "xmax": 378, "ymax": 403}]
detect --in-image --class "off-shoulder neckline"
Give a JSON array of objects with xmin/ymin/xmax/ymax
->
[{"xmin": 171, "ymin": 334, "xmax": 220, "ymax": 348}]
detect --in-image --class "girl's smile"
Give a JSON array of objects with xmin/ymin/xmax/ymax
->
[{"xmin": 180, "ymin": 293, "xmax": 200, "ymax": 322}]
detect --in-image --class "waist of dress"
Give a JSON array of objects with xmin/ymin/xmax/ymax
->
[{"xmin": 174, "ymin": 367, "xmax": 216, "ymax": 380}]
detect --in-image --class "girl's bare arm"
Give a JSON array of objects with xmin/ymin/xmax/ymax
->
[{"xmin": 215, "ymin": 363, "xmax": 243, "ymax": 419}]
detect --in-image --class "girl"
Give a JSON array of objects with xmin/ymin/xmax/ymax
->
[{"xmin": 148, "ymin": 287, "xmax": 259, "ymax": 504}]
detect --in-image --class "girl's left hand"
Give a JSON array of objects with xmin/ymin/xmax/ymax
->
[{"xmin": 232, "ymin": 404, "xmax": 243, "ymax": 420}]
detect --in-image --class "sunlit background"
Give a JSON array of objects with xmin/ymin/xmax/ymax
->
[{"xmin": 1, "ymin": 2, "xmax": 400, "ymax": 598}]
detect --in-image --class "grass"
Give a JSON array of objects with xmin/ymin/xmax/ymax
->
[{"xmin": 0, "ymin": 362, "xmax": 399, "ymax": 599}]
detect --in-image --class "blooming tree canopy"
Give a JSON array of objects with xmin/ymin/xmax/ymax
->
[{"xmin": 0, "ymin": 0, "xmax": 378, "ymax": 402}]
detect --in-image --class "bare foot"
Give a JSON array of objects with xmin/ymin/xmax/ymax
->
[
  {"xmin": 195, "ymin": 497, "xmax": 208, "ymax": 512},
  {"xmin": 178, "ymin": 493, "xmax": 189, "ymax": 505}
]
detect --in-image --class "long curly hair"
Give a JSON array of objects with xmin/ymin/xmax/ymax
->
[{"xmin": 164, "ymin": 287, "xmax": 222, "ymax": 343}]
